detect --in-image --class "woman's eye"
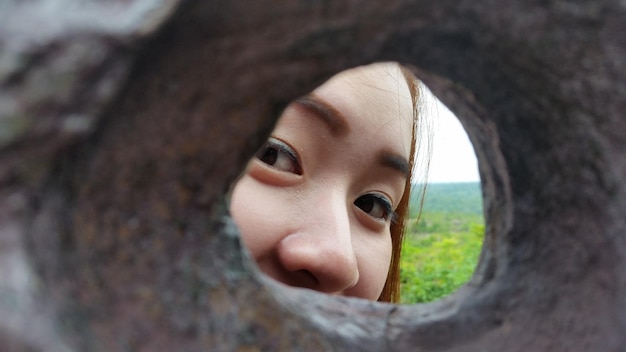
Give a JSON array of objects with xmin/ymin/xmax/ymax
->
[
  {"xmin": 354, "ymin": 194, "xmax": 396, "ymax": 222},
  {"xmin": 255, "ymin": 138, "xmax": 302, "ymax": 175}
]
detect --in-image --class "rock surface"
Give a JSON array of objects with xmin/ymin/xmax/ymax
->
[{"xmin": 1, "ymin": 0, "xmax": 625, "ymax": 351}]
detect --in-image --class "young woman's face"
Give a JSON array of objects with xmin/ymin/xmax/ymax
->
[{"xmin": 230, "ymin": 63, "xmax": 414, "ymax": 300}]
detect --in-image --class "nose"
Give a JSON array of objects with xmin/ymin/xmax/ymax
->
[{"xmin": 275, "ymin": 192, "xmax": 359, "ymax": 294}]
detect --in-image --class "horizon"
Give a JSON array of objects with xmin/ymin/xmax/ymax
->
[{"xmin": 411, "ymin": 180, "xmax": 481, "ymax": 187}]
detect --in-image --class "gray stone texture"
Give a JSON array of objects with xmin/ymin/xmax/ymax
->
[{"xmin": 1, "ymin": 0, "xmax": 625, "ymax": 351}]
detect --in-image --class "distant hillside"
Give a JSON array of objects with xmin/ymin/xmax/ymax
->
[{"xmin": 410, "ymin": 182, "xmax": 483, "ymax": 216}]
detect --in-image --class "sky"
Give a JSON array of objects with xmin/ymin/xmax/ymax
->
[{"xmin": 419, "ymin": 87, "xmax": 481, "ymax": 184}]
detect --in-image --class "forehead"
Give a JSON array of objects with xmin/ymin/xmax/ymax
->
[{"xmin": 311, "ymin": 63, "xmax": 414, "ymax": 155}]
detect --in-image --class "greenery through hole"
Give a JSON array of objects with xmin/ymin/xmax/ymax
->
[{"xmin": 400, "ymin": 88, "xmax": 483, "ymax": 304}]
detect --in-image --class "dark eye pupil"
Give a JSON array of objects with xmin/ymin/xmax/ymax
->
[
  {"xmin": 259, "ymin": 147, "xmax": 278, "ymax": 165},
  {"xmin": 355, "ymin": 197, "xmax": 374, "ymax": 213}
]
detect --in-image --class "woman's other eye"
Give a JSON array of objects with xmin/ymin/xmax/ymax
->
[
  {"xmin": 255, "ymin": 138, "xmax": 302, "ymax": 175},
  {"xmin": 354, "ymin": 194, "xmax": 396, "ymax": 222}
]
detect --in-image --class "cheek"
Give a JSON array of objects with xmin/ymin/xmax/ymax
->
[
  {"xmin": 352, "ymin": 234, "xmax": 393, "ymax": 300},
  {"xmin": 229, "ymin": 177, "xmax": 276, "ymax": 258}
]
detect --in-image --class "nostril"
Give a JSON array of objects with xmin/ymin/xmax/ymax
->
[
  {"xmin": 275, "ymin": 233, "xmax": 360, "ymax": 293},
  {"xmin": 297, "ymin": 269, "xmax": 319, "ymax": 286}
]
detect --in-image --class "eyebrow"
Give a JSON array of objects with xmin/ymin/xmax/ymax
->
[
  {"xmin": 293, "ymin": 94, "xmax": 349, "ymax": 136},
  {"xmin": 295, "ymin": 94, "xmax": 409, "ymax": 178},
  {"xmin": 379, "ymin": 151, "xmax": 410, "ymax": 178}
]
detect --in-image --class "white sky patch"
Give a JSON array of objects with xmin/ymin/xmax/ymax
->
[{"xmin": 419, "ymin": 86, "xmax": 480, "ymax": 184}]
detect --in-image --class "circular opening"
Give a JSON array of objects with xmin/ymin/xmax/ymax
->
[{"xmin": 228, "ymin": 63, "xmax": 486, "ymax": 305}]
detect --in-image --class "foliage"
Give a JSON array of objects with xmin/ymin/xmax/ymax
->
[
  {"xmin": 409, "ymin": 211, "xmax": 483, "ymax": 234},
  {"xmin": 400, "ymin": 182, "xmax": 485, "ymax": 304},
  {"xmin": 410, "ymin": 182, "xmax": 483, "ymax": 217},
  {"xmin": 400, "ymin": 223, "xmax": 484, "ymax": 304}
]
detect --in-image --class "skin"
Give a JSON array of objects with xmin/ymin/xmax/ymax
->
[{"xmin": 230, "ymin": 62, "xmax": 414, "ymax": 300}]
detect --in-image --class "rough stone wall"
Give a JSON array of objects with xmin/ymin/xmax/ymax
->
[{"xmin": 1, "ymin": 0, "xmax": 625, "ymax": 351}]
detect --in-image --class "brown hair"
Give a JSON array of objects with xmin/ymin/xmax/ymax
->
[{"xmin": 377, "ymin": 66, "xmax": 429, "ymax": 303}]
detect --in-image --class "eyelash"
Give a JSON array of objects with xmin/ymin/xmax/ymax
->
[
  {"xmin": 255, "ymin": 137, "xmax": 302, "ymax": 175},
  {"xmin": 256, "ymin": 138, "xmax": 397, "ymax": 224},
  {"xmin": 354, "ymin": 193, "xmax": 398, "ymax": 223}
]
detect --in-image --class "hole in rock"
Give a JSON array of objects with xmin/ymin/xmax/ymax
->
[
  {"xmin": 229, "ymin": 62, "xmax": 484, "ymax": 304},
  {"xmin": 401, "ymin": 84, "xmax": 484, "ymax": 304}
]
